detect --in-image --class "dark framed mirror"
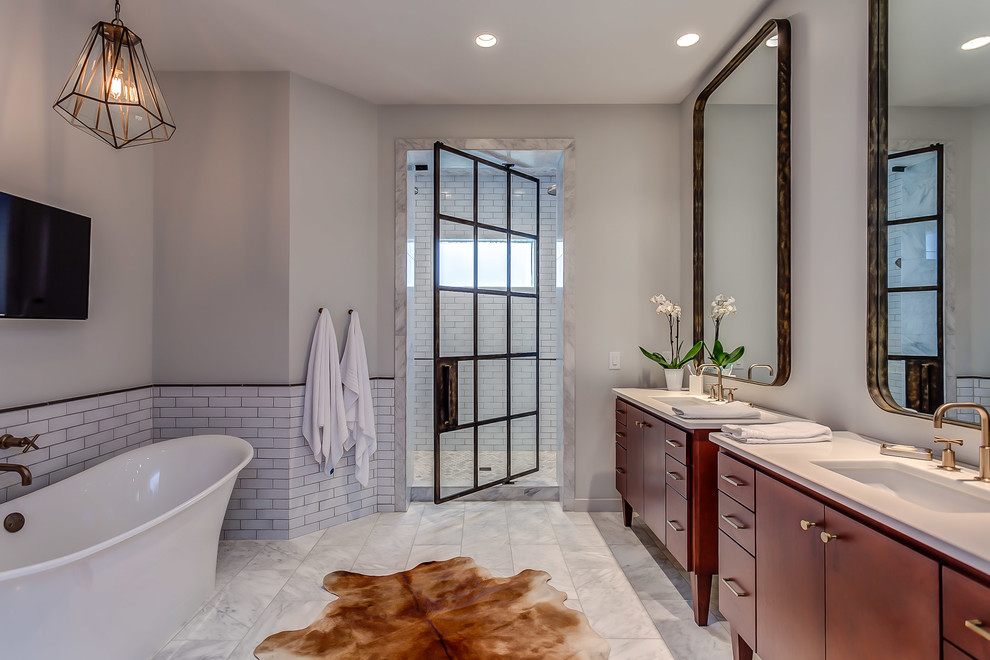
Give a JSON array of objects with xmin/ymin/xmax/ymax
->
[
  {"xmin": 693, "ymin": 19, "xmax": 791, "ymax": 386},
  {"xmin": 868, "ymin": 0, "xmax": 990, "ymax": 427}
]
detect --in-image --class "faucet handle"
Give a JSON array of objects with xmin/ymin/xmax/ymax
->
[
  {"xmin": 21, "ymin": 434, "xmax": 40, "ymax": 454},
  {"xmin": 724, "ymin": 387, "xmax": 738, "ymax": 403},
  {"xmin": 934, "ymin": 437, "xmax": 963, "ymax": 472}
]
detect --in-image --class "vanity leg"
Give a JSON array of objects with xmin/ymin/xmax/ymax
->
[
  {"xmin": 691, "ymin": 571, "xmax": 713, "ymax": 626},
  {"xmin": 730, "ymin": 628, "xmax": 754, "ymax": 660},
  {"xmin": 622, "ymin": 499, "xmax": 633, "ymax": 527}
]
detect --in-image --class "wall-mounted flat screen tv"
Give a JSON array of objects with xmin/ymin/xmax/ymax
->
[{"xmin": 0, "ymin": 192, "xmax": 91, "ymax": 319}]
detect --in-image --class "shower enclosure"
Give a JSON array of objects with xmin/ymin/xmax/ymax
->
[{"xmin": 406, "ymin": 144, "xmax": 563, "ymax": 503}]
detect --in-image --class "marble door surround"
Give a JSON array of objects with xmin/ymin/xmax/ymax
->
[{"xmin": 393, "ymin": 138, "xmax": 577, "ymax": 510}]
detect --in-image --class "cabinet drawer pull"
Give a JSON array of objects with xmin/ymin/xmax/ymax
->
[
  {"xmin": 615, "ymin": 431, "xmax": 626, "ymax": 439},
  {"xmin": 720, "ymin": 577, "xmax": 748, "ymax": 598},
  {"xmin": 666, "ymin": 520, "xmax": 684, "ymax": 532},
  {"xmin": 641, "ymin": 421, "xmax": 652, "ymax": 428},
  {"xmin": 635, "ymin": 421, "xmax": 643, "ymax": 428},
  {"xmin": 720, "ymin": 514, "xmax": 746, "ymax": 530},
  {"xmin": 820, "ymin": 531, "xmax": 838, "ymax": 544},
  {"xmin": 719, "ymin": 474, "xmax": 745, "ymax": 488},
  {"xmin": 666, "ymin": 470, "xmax": 684, "ymax": 481},
  {"xmin": 800, "ymin": 520, "xmax": 818, "ymax": 531},
  {"xmin": 666, "ymin": 439, "xmax": 682, "ymax": 448},
  {"xmin": 966, "ymin": 619, "xmax": 990, "ymax": 642},
  {"xmin": 615, "ymin": 467, "xmax": 626, "ymax": 474}
]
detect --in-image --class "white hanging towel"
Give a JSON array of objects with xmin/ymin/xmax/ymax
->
[
  {"xmin": 340, "ymin": 311, "xmax": 377, "ymax": 487},
  {"xmin": 302, "ymin": 308, "xmax": 349, "ymax": 474}
]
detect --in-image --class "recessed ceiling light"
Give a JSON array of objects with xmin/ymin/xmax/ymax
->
[
  {"xmin": 676, "ymin": 33, "xmax": 700, "ymax": 48},
  {"xmin": 961, "ymin": 36, "xmax": 990, "ymax": 50},
  {"xmin": 766, "ymin": 34, "xmax": 779, "ymax": 48},
  {"xmin": 475, "ymin": 33, "xmax": 497, "ymax": 48}
]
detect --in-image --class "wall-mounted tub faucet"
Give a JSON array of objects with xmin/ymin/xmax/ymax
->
[
  {"xmin": 0, "ymin": 433, "xmax": 40, "ymax": 453},
  {"xmin": 933, "ymin": 402, "xmax": 990, "ymax": 482},
  {"xmin": 0, "ymin": 463, "xmax": 32, "ymax": 486}
]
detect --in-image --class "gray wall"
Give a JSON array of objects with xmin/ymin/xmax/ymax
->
[
  {"xmin": 288, "ymin": 74, "xmax": 380, "ymax": 380},
  {"xmin": 679, "ymin": 0, "xmax": 990, "ymax": 467},
  {"xmin": 377, "ymin": 105, "xmax": 683, "ymax": 510},
  {"xmin": 0, "ymin": 0, "xmax": 154, "ymax": 407},
  {"xmin": 153, "ymin": 72, "xmax": 291, "ymax": 384}
]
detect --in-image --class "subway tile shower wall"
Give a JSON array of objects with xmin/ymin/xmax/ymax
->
[
  {"xmin": 0, "ymin": 381, "xmax": 396, "ymax": 539},
  {"xmin": 0, "ymin": 387, "xmax": 154, "ymax": 504}
]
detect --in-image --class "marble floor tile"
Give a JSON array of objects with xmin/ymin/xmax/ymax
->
[
  {"xmin": 175, "ymin": 568, "xmax": 293, "ymax": 641},
  {"xmin": 605, "ymin": 638, "xmax": 678, "ymax": 660},
  {"xmin": 151, "ymin": 639, "xmax": 240, "ymax": 660},
  {"xmin": 510, "ymin": 543, "xmax": 578, "ymax": 599},
  {"xmin": 155, "ymin": 501, "xmax": 737, "ymax": 659},
  {"xmin": 227, "ymin": 599, "xmax": 329, "ymax": 660},
  {"xmin": 641, "ymin": 599, "xmax": 732, "ymax": 659},
  {"xmin": 589, "ymin": 512, "xmax": 641, "ymax": 545},
  {"xmin": 406, "ymin": 543, "xmax": 462, "ymax": 569}
]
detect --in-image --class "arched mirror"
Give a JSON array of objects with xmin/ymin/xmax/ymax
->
[
  {"xmin": 868, "ymin": 0, "xmax": 990, "ymax": 426},
  {"xmin": 693, "ymin": 19, "xmax": 791, "ymax": 386}
]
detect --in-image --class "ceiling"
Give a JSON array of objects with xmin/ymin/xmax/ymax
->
[
  {"xmin": 890, "ymin": 0, "xmax": 990, "ymax": 107},
  {"xmin": 108, "ymin": 0, "xmax": 770, "ymax": 105}
]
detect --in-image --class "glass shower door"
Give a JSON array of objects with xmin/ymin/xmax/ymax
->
[{"xmin": 433, "ymin": 142, "xmax": 541, "ymax": 503}]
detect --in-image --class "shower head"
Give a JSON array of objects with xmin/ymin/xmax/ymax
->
[{"xmin": 547, "ymin": 184, "xmax": 557, "ymax": 196}]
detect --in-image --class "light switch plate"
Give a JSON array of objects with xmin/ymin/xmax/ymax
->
[{"xmin": 609, "ymin": 351, "xmax": 620, "ymax": 370}]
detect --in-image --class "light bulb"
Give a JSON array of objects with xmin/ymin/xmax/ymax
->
[{"xmin": 110, "ymin": 73, "xmax": 123, "ymax": 100}]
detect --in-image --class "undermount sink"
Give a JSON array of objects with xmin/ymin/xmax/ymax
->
[
  {"xmin": 650, "ymin": 396, "xmax": 715, "ymax": 407},
  {"xmin": 813, "ymin": 460, "xmax": 990, "ymax": 514}
]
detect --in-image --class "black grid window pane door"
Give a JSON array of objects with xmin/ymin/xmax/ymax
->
[
  {"xmin": 884, "ymin": 144, "xmax": 943, "ymax": 414},
  {"xmin": 433, "ymin": 142, "xmax": 541, "ymax": 503}
]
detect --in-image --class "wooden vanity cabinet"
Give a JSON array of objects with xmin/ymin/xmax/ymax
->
[
  {"xmin": 615, "ymin": 396, "xmax": 720, "ymax": 626},
  {"xmin": 721, "ymin": 450, "xmax": 945, "ymax": 660},
  {"xmin": 943, "ymin": 567, "xmax": 990, "ymax": 659}
]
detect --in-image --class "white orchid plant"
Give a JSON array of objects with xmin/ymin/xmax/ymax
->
[
  {"xmin": 708, "ymin": 294, "xmax": 745, "ymax": 368},
  {"xmin": 640, "ymin": 294, "xmax": 704, "ymax": 370}
]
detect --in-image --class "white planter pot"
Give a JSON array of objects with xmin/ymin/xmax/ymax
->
[{"xmin": 664, "ymin": 368, "xmax": 684, "ymax": 391}]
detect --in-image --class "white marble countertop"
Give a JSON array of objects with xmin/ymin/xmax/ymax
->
[
  {"xmin": 710, "ymin": 430, "xmax": 990, "ymax": 577},
  {"xmin": 612, "ymin": 388, "xmax": 806, "ymax": 430}
]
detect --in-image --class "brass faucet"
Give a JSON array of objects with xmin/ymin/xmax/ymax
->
[
  {"xmin": 0, "ymin": 463, "xmax": 32, "ymax": 487},
  {"xmin": 698, "ymin": 363, "xmax": 726, "ymax": 401},
  {"xmin": 933, "ymin": 403, "xmax": 990, "ymax": 482},
  {"xmin": 747, "ymin": 364, "xmax": 774, "ymax": 380}
]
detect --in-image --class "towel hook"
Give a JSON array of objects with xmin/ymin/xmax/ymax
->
[{"xmin": 316, "ymin": 308, "xmax": 354, "ymax": 314}]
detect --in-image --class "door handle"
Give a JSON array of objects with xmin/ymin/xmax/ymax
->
[
  {"xmin": 666, "ymin": 520, "xmax": 684, "ymax": 532},
  {"xmin": 437, "ymin": 362, "xmax": 457, "ymax": 429},
  {"xmin": 800, "ymin": 520, "xmax": 818, "ymax": 531},
  {"xmin": 820, "ymin": 531, "xmax": 838, "ymax": 544}
]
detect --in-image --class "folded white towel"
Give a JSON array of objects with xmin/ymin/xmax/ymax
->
[
  {"xmin": 302, "ymin": 309, "xmax": 349, "ymax": 475},
  {"xmin": 340, "ymin": 311, "xmax": 377, "ymax": 488},
  {"xmin": 731, "ymin": 433, "xmax": 832, "ymax": 445},
  {"xmin": 672, "ymin": 401, "xmax": 761, "ymax": 419},
  {"xmin": 721, "ymin": 421, "xmax": 833, "ymax": 442}
]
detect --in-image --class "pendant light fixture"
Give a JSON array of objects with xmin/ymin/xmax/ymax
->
[{"xmin": 53, "ymin": 0, "xmax": 175, "ymax": 149}]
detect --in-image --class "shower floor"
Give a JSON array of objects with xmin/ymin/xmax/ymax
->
[{"xmin": 413, "ymin": 450, "xmax": 558, "ymax": 488}]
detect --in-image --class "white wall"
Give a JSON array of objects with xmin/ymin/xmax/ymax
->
[
  {"xmin": 288, "ymin": 74, "xmax": 379, "ymax": 380},
  {"xmin": 704, "ymin": 103, "xmax": 779, "ymax": 373},
  {"xmin": 153, "ymin": 72, "xmax": 291, "ymax": 383},
  {"xmin": 680, "ymin": 0, "xmax": 990, "ymax": 466},
  {"xmin": 969, "ymin": 105, "xmax": 990, "ymax": 373},
  {"xmin": 377, "ymin": 105, "xmax": 682, "ymax": 509},
  {"xmin": 0, "ymin": 0, "xmax": 154, "ymax": 407}
]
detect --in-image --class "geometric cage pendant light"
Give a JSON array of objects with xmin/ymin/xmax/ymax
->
[{"xmin": 53, "ymin": 0, "xmax": 175, "ymax": 149}]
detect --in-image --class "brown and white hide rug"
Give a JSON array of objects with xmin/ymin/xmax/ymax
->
[{"xmin": 254, "ymin": 556, "xmax": 610, "ymax": 659}]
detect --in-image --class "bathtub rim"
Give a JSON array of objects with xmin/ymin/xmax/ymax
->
[{"xmin": 0, "ymin": 434, "xmax": 253, "ymax": 582}]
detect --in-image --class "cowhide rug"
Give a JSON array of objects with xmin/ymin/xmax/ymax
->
[{"xmin": 254, "ymin": 556, "xmax": 610, "ymax": 659}]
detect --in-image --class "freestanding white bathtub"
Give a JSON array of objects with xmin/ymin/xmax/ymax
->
[{"xmin": 0, "ymin": 434, "xmax": 253, "ymax": 660}]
